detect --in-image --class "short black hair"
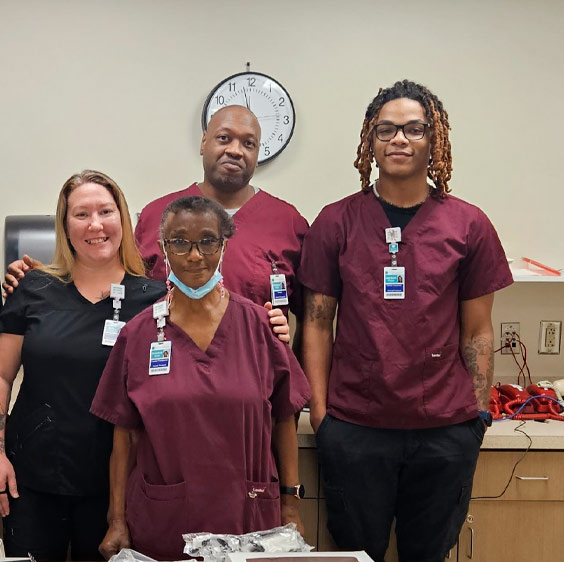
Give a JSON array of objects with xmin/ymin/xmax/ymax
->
[{"xmin": 159, "ymin": 196, "xmax": 235, "ymax": 239}]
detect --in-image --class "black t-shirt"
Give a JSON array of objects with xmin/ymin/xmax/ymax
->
[
  {"xmin": 377, "ymin": 197, "xmax": 423, "ymax": 230},
  {"xmin": 0, "ymin": 270, "xmax": 166, "ymax": 495}
]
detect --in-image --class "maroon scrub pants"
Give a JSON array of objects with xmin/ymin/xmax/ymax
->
[{"xmin": 316, "ymin": 414, "xmax": 484, "ymax": 562}]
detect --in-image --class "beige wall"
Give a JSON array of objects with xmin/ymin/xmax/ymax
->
[{"xmin": 1, "ymin": 0, "xmax": 564, "ymax": 381}]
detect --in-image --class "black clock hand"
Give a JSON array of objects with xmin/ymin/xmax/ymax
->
[{"xmin": 242, "ymin": 88, "xmax": 250, "ymax": 110}]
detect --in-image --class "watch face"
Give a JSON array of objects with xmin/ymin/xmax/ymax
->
[{"xmin": 202, "ymin": 72, "xmax": 296, "ymax": 165}]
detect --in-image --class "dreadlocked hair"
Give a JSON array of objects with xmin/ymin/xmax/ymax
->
[{"xmin": 353, "ymin": 79, "xmax": 452, "ymax": 198}]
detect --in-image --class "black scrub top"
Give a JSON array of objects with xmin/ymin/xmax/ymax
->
[{"xmin": 0, "ymin": 270, "xmax": 165, "ymax": 495}]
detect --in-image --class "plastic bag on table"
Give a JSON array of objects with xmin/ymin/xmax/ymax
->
[
  {"xmin": 108, "ymin": 549, "xmax": 159, "ymax": 562},
  {"xmin": 183, "ymin": 523, "xmax": 313, "ymax": 562}
]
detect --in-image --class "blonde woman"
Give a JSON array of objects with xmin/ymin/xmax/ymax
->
[{"xmin": 0, "ymin": 171, "xmax": 165, "ymax": 561}]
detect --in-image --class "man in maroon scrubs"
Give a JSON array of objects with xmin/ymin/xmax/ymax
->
[
  {"xmin": 135, "ymin": 105, "xmax": 308, "ymax": 323},
  {"xmin": 299, "ymin": 80, "xmax": 513, "ymax": 562}
]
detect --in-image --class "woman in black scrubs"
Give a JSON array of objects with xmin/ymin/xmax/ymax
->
[{"xmin": 0, "ymin": 170, "xmax": 166, "ymax": 561}]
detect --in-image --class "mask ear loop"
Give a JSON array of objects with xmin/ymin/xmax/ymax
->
[
  {"xmin": 163, "ymin": 248, "xmax": 174, "ymax": 308},
  {"xmin": 216, "ymin": 242, "xmax": 225, "ymax": 298}
]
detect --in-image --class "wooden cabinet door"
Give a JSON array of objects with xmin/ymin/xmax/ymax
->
[{"xmin": 458, "ymin": 501, "xmax": 564, "ymax": 561}]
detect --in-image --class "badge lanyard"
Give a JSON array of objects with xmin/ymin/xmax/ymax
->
[
  {"xmin": 384, "ymin": 228, "xmax": 405, "ymax": 300},
  {"xmin": 149, "ymin": 300, "xmax": 172, "ymax": 375},
  {"xmin": 270, "ymin": 261, "xmax": 289, "ymax": 306},
  {"xmin": 102, "ymin": 283, "xmax": 126, "ymax": 346}
]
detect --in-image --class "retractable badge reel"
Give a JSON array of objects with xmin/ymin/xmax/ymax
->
[
  {"xmin": 384, "ymin": 228, "xmax": 405, "ymax": 300},
  {"xmin": 149, "ymin": 301, "xmax": 171, "ymax": 375},
  {"xmin": 270, "ymin": 261, "xmax": 289, "ymax": 306},
  {"xmin": 102, "ymin": 284, "xmax": 126, "ymax": 346}
]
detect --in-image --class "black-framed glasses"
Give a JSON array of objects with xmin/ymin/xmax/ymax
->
[
  {"xmin": 163, "ymin": 237, "xmax": 223, "ymax": 256},
  {"xmin": 375, "ymin": 122, "xmax": 430, "ymax": 142}
]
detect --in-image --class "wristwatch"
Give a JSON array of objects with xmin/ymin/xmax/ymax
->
[
  {"xmin": 280, "ymin": 484, "xmax": 305, "ymax": 499},
  {"xmin": 478, "ymin": 410, "xmax": 493, "ymax": 427}
]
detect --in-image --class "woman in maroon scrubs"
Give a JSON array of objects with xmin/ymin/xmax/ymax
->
[{"xmin": 91, "ymin": 196, "xmax": 311, "ymax": 561}]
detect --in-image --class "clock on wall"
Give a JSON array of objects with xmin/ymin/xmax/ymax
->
[{"xmin": 202, "ymin": 71, "xmax": 296, "ymax": 165}]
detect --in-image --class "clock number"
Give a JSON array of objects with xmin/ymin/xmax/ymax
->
[
  {"xmin": 215, "ymin": 95, "xmax": 225, "ymax": 105},
  {"xmin": 228, "ymin": 82, "xmax": 236, "ymax": 92},
  {"xmin": 264, "ymin": 146, "xmax": 271, "ymax": 157},
  {"xmin": 278, "ymin": 97, "xmax": 285, "ymax": 107},
  {"xmin": 283, "ymin": 116, "xmax": 290, "ymax": 125},
  {"xmin": 278, "ymin": 134, "xmax": 284, "ymax": 143},
  {"xmin": 247, "ymin": 77, "xmax": 256, "ymax": 87}
]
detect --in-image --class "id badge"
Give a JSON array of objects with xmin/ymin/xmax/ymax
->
[
  {"xmin": 384, "ymin": 267, "xmax": 405, "ymax": 300},
  {"xmin": 149, "ymin": 341, "xmax": 172, "ymax": 375},
  {"xmin": 270, "ymin": 273, "xmax": 289, "ymax": 306},
  {"xmin": 102, "ymin": 319, "xmax": 126, "ymax": 346}
]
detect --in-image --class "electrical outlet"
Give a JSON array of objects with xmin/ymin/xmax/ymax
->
[
  {"xmin": 539, "ymin": 321, "xmax": 562, "ymax": 354},
  {"xmin": 501, "ymin": 322, "xmax": 520, "ymax": 355}
]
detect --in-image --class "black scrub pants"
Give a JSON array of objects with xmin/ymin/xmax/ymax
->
[
  {"xmin": 3, "ymin": 486, "xmax": 107, "ymax": 561},
  {"xmin": 316, "ymin": 415, "xmax": 484, "ymax": 562}
]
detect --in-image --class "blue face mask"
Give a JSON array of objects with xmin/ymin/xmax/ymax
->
[
  {"xmin": 168, "ymin": 268, "xmax": 223, "ymax": 300},
  {"xmin": 165, "ymin": 248, "xmax": 224, "ymax": 300}
]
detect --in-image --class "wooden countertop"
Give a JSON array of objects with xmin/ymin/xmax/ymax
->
[{"xmin": 297, "ymin": 412, "xmax": 564, "ymax": 450}]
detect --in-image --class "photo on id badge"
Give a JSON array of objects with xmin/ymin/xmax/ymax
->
[{"xmin": 384, "ymin": 267, "xmax": 405, "ymax": 300}]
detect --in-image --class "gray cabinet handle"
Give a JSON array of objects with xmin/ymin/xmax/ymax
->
[{"xmin": 515, "ymin": 476, "xmax": 549, "ymax": 481}]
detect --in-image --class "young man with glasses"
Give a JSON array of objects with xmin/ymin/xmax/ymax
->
[{"xmin": 299, "ymin": 80, "xmax": 513, "ymax": 562}]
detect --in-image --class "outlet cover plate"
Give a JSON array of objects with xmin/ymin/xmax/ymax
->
[
  {"xmin": 501, "ymin": 322, "xmax": 520, "ymax": 355},
  {"xmin": 539, "ymin": 321, "xmax": 562, "ymax": 354}
]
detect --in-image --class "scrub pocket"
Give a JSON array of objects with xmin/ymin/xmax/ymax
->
[
  {"xmin": 421, "ymin": 343, "xmax": 465, "ymax": 416},
  {"xmin": 244, "ymin": 480, "xmax": 280, "ymax": 531},
  {"xmin": 127, "ymin": 472, "xmax": 187, "ymax": 556},
  {"xmin": 468, "ymin": 416, "xmax": 486, "ymax": 442}
]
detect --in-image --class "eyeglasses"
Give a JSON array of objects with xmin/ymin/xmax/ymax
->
[
  {"xmin": 374, "ymin": 122, "xmax": 430, "ymax": 142},
  {"xmin": 163, "ymin": 237, "xmax": 223, "ymax": 256}
]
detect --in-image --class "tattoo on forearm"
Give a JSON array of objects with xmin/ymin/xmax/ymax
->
[
  {"xmin": 463, "ymin": 335, "xmax": 494, "ymax": 410},
  {"xmin": 306, "ymin": 294, "xmax": 335, "ymax": 322},
  {"xmin": 0, "ymin": 413, "xmax": 5, "ymax": 432},
  {"xmin": 0, "ymin": 437, "xmax": 5, "ymax": 454}
]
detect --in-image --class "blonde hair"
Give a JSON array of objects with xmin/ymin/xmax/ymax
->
[{"xmin": 39, "ymin": 170, "xmax": 145, "ymax": 281}]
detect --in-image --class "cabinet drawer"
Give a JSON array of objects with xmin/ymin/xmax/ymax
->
[{"xmin": 472, "ymin": 451, "xmax": 564, "ymax": 500}]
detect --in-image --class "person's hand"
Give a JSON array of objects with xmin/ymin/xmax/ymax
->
[
  {"xmin": 263, "ymin": 302, "xmax": 290, "ymax": 343},
  {"xmin": 0, "ymin": 454, "xmax": 19, "ymax": 517},
  {"xmin": 2, "ymin": 255, "xmax": 40, "ymax": 298},
  {"xmin": 280, "ymin": 495, "xmax": 305, "ymax": 537},
  {"xmin": 309, "ymin": 402, "xmax": 327, "ymax": 433},
  {"xmin": 99, "ymin": 519, "xmax": 131, "ymax": 560}
]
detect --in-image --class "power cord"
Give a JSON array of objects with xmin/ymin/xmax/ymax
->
[{"xmin": 471, "ymin": 421, "xmax": 532, "ymax": 500}]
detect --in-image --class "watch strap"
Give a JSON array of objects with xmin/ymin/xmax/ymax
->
[{"xmin": 280, "ymin": 484, "xmax": 305, "ymax": 499}]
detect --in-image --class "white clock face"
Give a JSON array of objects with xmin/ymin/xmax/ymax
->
[{"xmin": 202, "ymin": 72, "xmax": 295, "ymax": 164}]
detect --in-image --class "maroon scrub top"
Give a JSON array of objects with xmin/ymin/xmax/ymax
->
[
  {"xmin": 135, "ymin": 183, "xmax": 309, "ymax": 318},
  {"xmin": 91, "ymin": 292, "xmax": 311, "ymax": 560},
  {"xmin": 299, "ymin": 190, "xmax": 513, "ymax": 430}
]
